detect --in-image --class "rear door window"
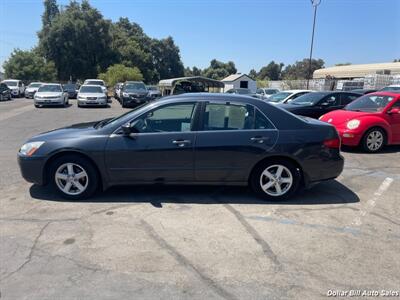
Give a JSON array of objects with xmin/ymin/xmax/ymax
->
[{"xmin": 204, "ymin": 103, "xmax": 253, "ymax": 130}]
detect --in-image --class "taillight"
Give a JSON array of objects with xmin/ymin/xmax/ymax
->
[{"xmin": 323, "ymin": 138, "xmax": 341, "ymax": 149}]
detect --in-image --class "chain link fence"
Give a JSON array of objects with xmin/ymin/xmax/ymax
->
[{"xmin": 267, "ymin": 74, "xmax": 400, "ymax": 91}]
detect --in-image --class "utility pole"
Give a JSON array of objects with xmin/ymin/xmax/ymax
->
[{"xmin": 307, "ymin": 0, "xmax": 321, "ymax": 89}]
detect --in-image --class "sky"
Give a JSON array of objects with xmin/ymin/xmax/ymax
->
[{"xmin": 0, "ymin": 0, "xmax": 399, "ymax": 73}]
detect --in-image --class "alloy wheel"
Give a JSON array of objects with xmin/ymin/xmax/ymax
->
[
  {"xmin": 55, "ymin": 163, "xmax": 89, "ymax": 195},
  {"xmin": 259, "ymin": 164, "xmax": 293, "ymax": 197},
  {"xmin": 366, "ymin": 130, "xmax": 383, "ymax": 151}
]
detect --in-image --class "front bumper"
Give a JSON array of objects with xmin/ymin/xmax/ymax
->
[
  {"xmin": 336, "ymin": 128, "xmax": 363, "ymax": 146},
  {"xmin": 11, "ymin": 90, "xmax": 19, "ymax": 96},
  {"xmin": 122, "ymin": 96, "xmax": 148, "ymax": 107},
  {"xmin": 18, "ymin": 155, "xmax": 46, "ymax": 185},
  {"xmin": 25, "ymin": 91, "xmax": 36, "ymax": 98},
  {"xmin": 78, "ymin": 99, "xmax": 107, "ymax": 106},
  {"xmin": 34, "ymin": 98, "xmax": 64, "ymax": 105}
]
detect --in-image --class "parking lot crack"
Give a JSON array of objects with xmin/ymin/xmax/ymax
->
[
  {"xmin": 140, "ymin": 219, "xmax": 239, "ymax": 300},
  {"xmin": 223, "ymin": 204, "xmax": 282, "ymax": 271},
  {"xmin": 0, "ymin": 221, "xmax": 51, "ymax": 282}
]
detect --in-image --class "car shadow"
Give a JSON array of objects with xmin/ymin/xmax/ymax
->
[
  {"xmin": 341, "ymin": 144, "xmax": 400, "ymax": 154},
  {"xmin": 77, "ymin": 105, "xmax": 111, "ymax": 109},
  {"xmin": 29, "ymin": 179, "xmax": 359, "ymax": 206},
  {"xmin": 36, "ymin": 103, "xmax": 73, "ymax": 109}
]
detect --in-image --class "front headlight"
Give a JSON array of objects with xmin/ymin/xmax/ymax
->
[
  {"xmin": 346, "ymin": 119, "xmax": 360, "ymax": 130},
  {"xmin": 123, "ymin": 92, "xmax": 129, "ymax": 97},
  {"xmin": 19, "ymin": 141, "xmax": 45, "ymax": 156}
]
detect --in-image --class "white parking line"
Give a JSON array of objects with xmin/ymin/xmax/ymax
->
[
  {"xmin": 0, "ymin": 104, "xmax": 35, "ymax": 122},
  {"xmin": 352, "ymin": 177, "xmax": 394, "ymax": 226}
]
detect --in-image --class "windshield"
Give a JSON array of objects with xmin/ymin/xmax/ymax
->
[
  {"xmin": 345, "ymin": 94, "xmax": 395, "ymax": 112},
  {"xmin": 80, "ymin": 86, "xmax": 103, "ymax": 93},
  {"xmin": 267, "ymin": 92, "xmax": 291, "ymax": 103},
  {"xmin": 381, "ymin": 86, "xmax": 400, "ymax": 91},
  {"xmin": 64, "ymin": 84, "xmax": 77, "ymax": 90},
  {"xmin": 290, "ymin": 92, "xmax": 325, "ymax": 105},
  {"xmin": 124, "ymin": 83, "xmax": 146, "ymax": 91},
  {"xmin": 85, "ymin": 80, "xmax": 104, "ymax": 86},
  {"xmin": 96, "ymin": 103, "xmax": 149, "ymax": 128},
  {"xmin": 147, "ymin": 86, "xmax": 157, "ymax": 91},
  {"xmin": 3, "ymin": 81, "xmax": 17, "ymax": 86},
  {"xmin": 28, "ymin": 83, "xmax": 42, "ymax": 88},
  {"xmin": 265, "ymin": 89, "xmax": 278, "ymax": 94},
  {"xmin": 38, "ymin": 85, "xmax": 62, "ymax": 92}
]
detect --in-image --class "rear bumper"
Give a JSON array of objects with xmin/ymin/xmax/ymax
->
[
  {"xmin": 18, "ymin": 155, "xmax": 46, "ymax": 185},
  {"xmin": 303, "ymin": 153, "xmax": 344, "ymax": 187}
]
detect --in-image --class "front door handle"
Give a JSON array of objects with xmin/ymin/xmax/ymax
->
[
  {"xmin": 250, "ymin": 136, "xmax": 269, "ymax": 144},
  {"xmin": 172, "ymin": 139, "xmax": 191, "ymax": 147}
]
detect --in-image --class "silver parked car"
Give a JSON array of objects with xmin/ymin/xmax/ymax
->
[
  {"xmin": 146, "ymin": 85, "xmax": 161, "ymax": 100},
  {"xmin": 25, "ymin": 82, "xmax": 43, "ymax": 98},
  {"xmin": 77, "ymin": 85, "xmax": 108, "ymax": 107},
  {"xmin": 34, "ymin": 84, "xmax": 69, "ymax": 107}
]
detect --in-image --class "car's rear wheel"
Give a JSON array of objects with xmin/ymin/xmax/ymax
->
[
  {"xmin": 361, "ymin": 127, "xmax": 386, "ymax": 153},
  {"xmin": 250, "ymin": 159, "xmax": 300, "ymax": 201},
  {"xmin": 49, "ymin": 155, "xmax": 99, "ymax": 200}
]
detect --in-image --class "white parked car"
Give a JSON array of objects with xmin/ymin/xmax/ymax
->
[
  {"xmin": 83, "ymin": 79, "xmax": 107, "ymax": 94},
  {"xmin": 266, "ymin": 90, "xmax": 312, "ymax": 105},
  {"xmin": 381, "ymin": 85, "xmax": 400, "ymax": 92},
  {"xmin": 25, "ymin": 82, "xmax": 43, "ymax": 98},
  {"xmin": 77, "ymin": 85, "xmax": 108, "ymax": 107},
  {"xmin": 1, "ymin": 79, "xmax": 25, "ymax": 97},
  {"xmin": 34, "ymin": 83, "xmax": 69, "ymax": 107},
  {"xmin": 256, "ymin": 88, "xmax": 280, "ymax": 100}
]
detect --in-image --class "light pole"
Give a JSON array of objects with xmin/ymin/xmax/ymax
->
[{"xmin": 306, "ymin": 0, "xmax": 321, "ymax": 89}]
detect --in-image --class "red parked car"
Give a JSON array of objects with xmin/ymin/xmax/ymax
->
[{"xmin": 319, "ymin": 91, "xmax": 400, "ymax": 152}]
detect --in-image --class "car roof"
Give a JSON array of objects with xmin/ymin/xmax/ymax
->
[
  {"xmin": 158, "ymin": 92, "xmax": 265, "ymax": 105},
  {"xmin": 80, "ymin": 84, "xmax": 103, "ymax": 88},
  {"xmin": 84, "ymin": 79, "xmax": 104, "ymax": 81},
  {"xmin": 41, "ymin": 83, "xmax": 61, "ymax": 86},
  {"xmin": 282, "ymin": 89, "xmax": 312, "ymax": 93}
]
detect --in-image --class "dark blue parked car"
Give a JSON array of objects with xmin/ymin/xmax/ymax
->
[{"xmin": 18, "ymin": 93, "xmax": 343, "ymax": 200}]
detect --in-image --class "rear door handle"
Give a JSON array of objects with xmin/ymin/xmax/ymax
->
[
  {"xmin": 250, "ymin": 136, "xmax": 269, "ymax": 144},
  {"xmin": 172, "ymin": 139, "xmax": 191, "ymax": 147}
]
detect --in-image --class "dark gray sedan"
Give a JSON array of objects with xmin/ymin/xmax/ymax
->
[{"xmin": 18, "ymin": 93, "xmax": 343, "ymax": 200}]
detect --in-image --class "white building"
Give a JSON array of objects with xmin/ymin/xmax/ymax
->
[{"xmin": 221, "ymin": 73, "xmax": 256, "ymax": 93}]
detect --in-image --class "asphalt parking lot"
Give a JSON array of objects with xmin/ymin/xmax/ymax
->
[{"xmin": 0, "ymin": 98, "xmax": 399, "ymax": 299}]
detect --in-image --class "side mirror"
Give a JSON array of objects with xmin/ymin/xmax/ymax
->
[
  {"xmin": 388, "ymin": 108, "xmax": 400, "ymax": 114},
  {"xmin": 121, "ymin": 122, "xmax": 140, "ymax": 136}
]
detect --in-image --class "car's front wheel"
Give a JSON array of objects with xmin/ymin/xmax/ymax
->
[
  {"xmin": 361, "ymin": 127, "xmax": 386, "ymax": 153},
  {"xmin": 49, "ymin": 155, "xmax": 99, "ymax": 200},
  {"xmin": 250, "ymin": 159, "xmax": 300, "ymax": 201}
]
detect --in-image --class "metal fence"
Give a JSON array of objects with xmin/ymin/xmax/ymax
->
[{"xmin": 268, "ymin": 74, "xmax": 400, "ymax": 91}]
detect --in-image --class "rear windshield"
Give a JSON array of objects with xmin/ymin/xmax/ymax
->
[
  {"xmin": 290, "ymin": 92, "xmax": 326, "ymax": 105},
  {"xmin": 80, "ymin": 86, "xmax": 103, "ymax": 93},
  {"xmin": 38, "ymin": 85, "xmax": 62, "ymax": 92}
]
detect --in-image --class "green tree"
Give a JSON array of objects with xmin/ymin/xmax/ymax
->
[
  {"xmin": 98, "ymin": 64, "xmax": 143, "ymax": 87},
  {"xmin": 335, "ymin": 63, "xmax": 351, "ymax": 66},
  {"xmin": 3, "ymin": 49, "xmax": 57, "ymax": 82},
  {"xmin": 249, "ymin": 69, "xmax": 257, "ymax": 79},
  {"xmin": 257, "ymin": 61, "xmax": 284, "ymax": 80},
  {"xmin": 150, "ymin": 37, "xmax": 184, "ymax": 81},
  {"xmin": 202, "ymin": 59, "xmax": 237, "ymax": 80},
  {"xmin": 38, "ymin": 0, "xmax": 114, "ymax": 80},
  {"xmin": 282, "ymin": 58, "xmax": 325, "ymax": 80}
]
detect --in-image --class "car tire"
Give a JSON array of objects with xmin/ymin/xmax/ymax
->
[
  {"xmin": 34, "ymin": 104, "xmax": 40, "ymax": 108},
  {"xmin": 121, "ymin": 100, "xmax": 126, "ymax": 108},
  {"xmin": 361, "ymin": 127, "xmax": 386, "ymax": 153},
  {"xmin": 250, "ymin": 159, "xmax": 301, "ymax": 201},
  {"xmin": 49, "ymin": 154, "xmax": 99, "ymax": 200}
]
